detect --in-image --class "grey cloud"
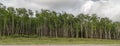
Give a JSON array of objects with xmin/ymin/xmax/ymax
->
[{"xmin": 92, "ymin": 0, "xmax": 100, "ymax": 2}]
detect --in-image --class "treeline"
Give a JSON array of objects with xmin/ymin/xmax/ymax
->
[{"xmin": 0, "ymin": 3, "xmax": 120, "ymax": 39}]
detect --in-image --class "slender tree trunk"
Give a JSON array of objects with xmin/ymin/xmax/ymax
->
[
  {"xmin": 108, "ymin": 30, "xmax": 111, "ymax": 39},
  {"xmin": 55, "ymin": 23, "xmax": 58, "ymax": 38},
  {"xmin": 70, "ymin": 25, "xmax": 74, "ymax": 38},
  {"xmin": 12, "ymin": 15, "xmax": 14, "ymax": 35},
  {"xmin": 99, "ymin": 27, "xmax": 102, "ymax": 39},
  {"xmin": 105, "ymin": 27, "xmax": 107, "ymax": 39},
  {"xmin": 85, "ymin": 26, "xmax": 88, "ymax": 38},
  {"xmin": 49, "ymin": 25, "xmax": 52, "ymax": 37},
  {"xmin": 76, "ymin": 27, "xmax": 79, "ymax": 38},
  {"xmin": 81, "ymin": 24, "xmax": 83, "ymax": 38},
  {"xmin": 91, "ymin": 26, "xmax": 93, "ymax": 38}
]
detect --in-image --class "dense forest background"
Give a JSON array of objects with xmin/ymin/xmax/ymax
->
[{"xmin": 0, "ymin": 3, "xmax": 120, "ymax": 39}]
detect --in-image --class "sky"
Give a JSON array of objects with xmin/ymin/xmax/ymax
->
[{"xmin": 0, "ymin": 0, "xmax": 120, "ymax": 21}]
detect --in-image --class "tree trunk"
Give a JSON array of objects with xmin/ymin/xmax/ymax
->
[{"xmin": 81, "ymin": 24, "xmax": 83, "ymax": 38}]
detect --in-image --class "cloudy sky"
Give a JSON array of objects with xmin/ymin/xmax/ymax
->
[{"xmin": 0, "ymin": 0, "xmax": 120, "ymax": 21}]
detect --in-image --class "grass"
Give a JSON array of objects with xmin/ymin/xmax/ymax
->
[{"xmin": 0, "ymin": 37, "xmax": 120, "ymax": 44}]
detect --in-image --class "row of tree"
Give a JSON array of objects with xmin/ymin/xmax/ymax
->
[{"xmin": 0, "ymin": 3, "xmax": 120, "ymax": 39}]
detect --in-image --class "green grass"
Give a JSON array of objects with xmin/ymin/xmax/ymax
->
[{"xmin": 0, "ymin": 37, "xmax": 120, "ymax": 44}]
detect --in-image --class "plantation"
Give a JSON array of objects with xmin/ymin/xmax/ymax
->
[{"xmin": 0, "ymin": 3, "xmax": 120, "ymax": 40}]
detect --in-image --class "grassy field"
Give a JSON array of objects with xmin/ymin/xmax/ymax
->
[{"xmin": 0, "ymin": 37, "xmax": 120, "ymax": 44}]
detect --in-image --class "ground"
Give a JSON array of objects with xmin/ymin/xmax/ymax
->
[
  {"xmin": 0, "ymin": 37, "xmax": 120, "ymax": 45},
  {"xmin": 0, "ymin": 44, "xmax": 120, "ymax": 46}
]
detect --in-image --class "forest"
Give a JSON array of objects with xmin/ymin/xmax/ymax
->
[{"xmin": 0, "ymin": 3, "xmax": 120, "ymax": 39}]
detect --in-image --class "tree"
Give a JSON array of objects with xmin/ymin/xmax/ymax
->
[{"xmin": 0, "ymin": 3, "xmax": 120, "ymax": 39}]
